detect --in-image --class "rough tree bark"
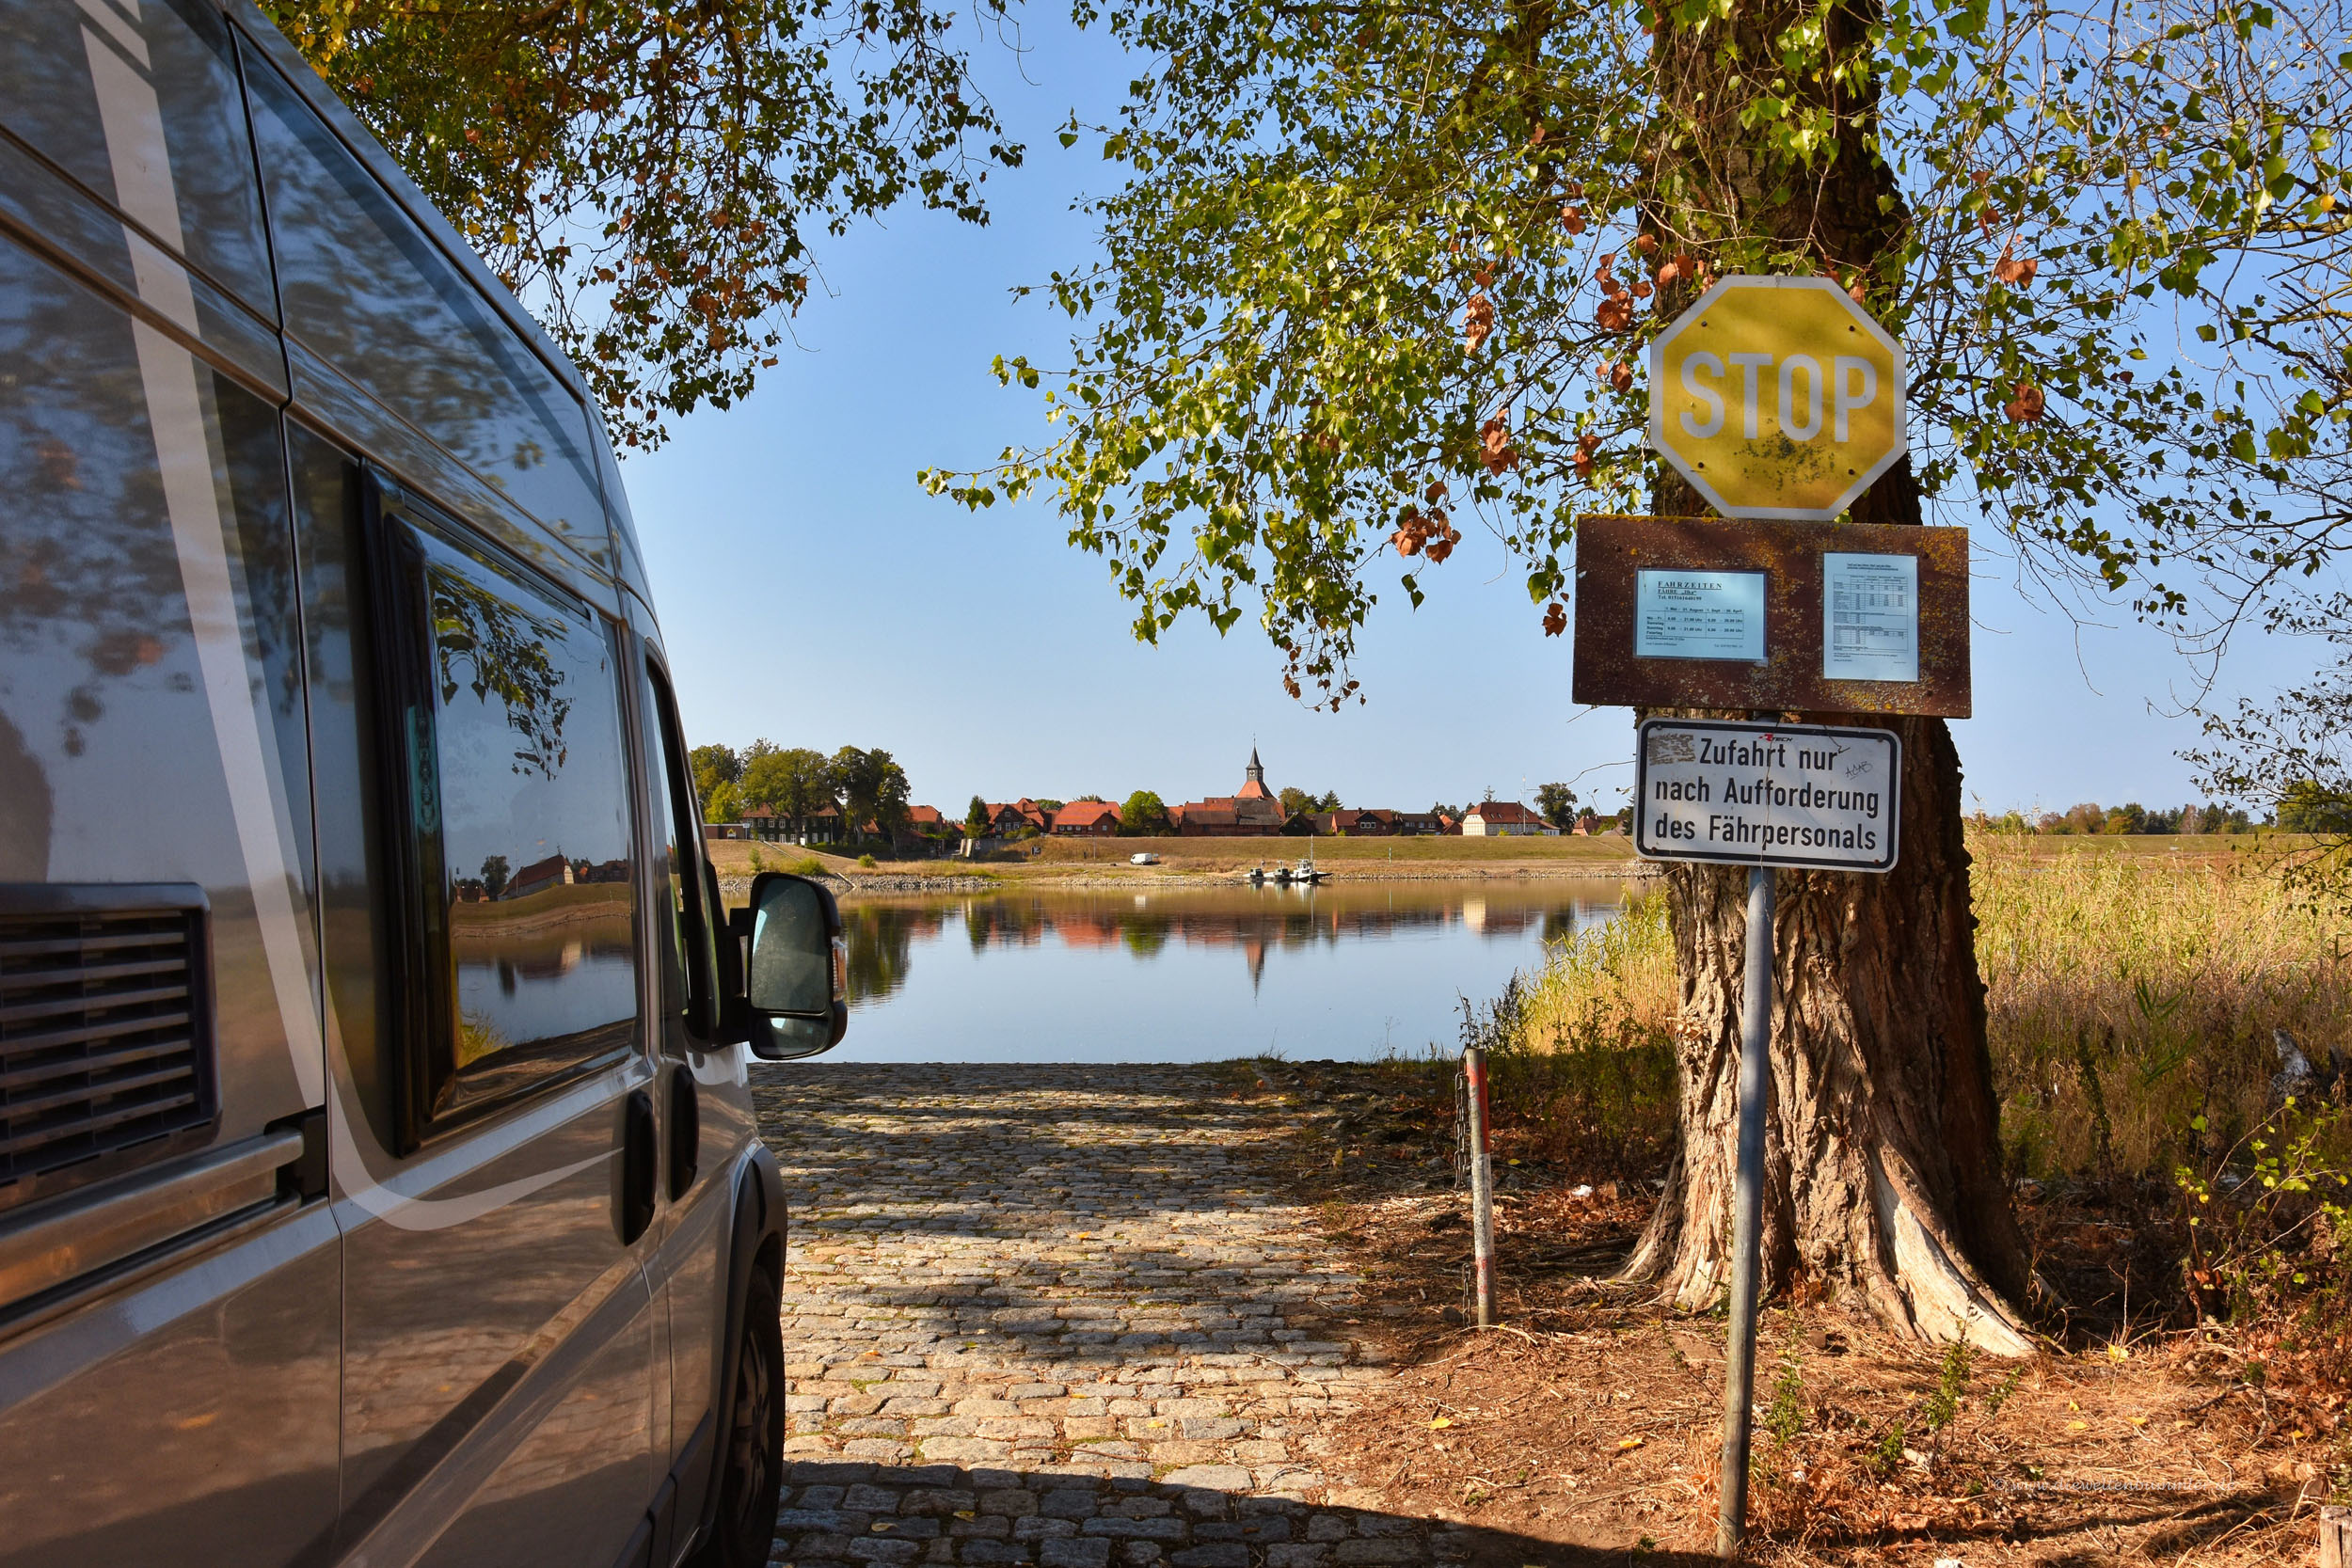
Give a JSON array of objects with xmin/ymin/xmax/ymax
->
[{"xmin": 1614, "ymin": 0, "xmax": 2035, "ymax": 1352}]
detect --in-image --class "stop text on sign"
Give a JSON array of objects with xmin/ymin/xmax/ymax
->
[
  {"xmin": 1634, "ymin": 717, "xmax": 1901, "ymax": 873},
  {"xmin": 1674, "ymin": 353, "xmax": 1882, "ymax": 444},
  {"xmin": 1647, "ymin": 277, "xmax": 1908, "ymax": 523}
]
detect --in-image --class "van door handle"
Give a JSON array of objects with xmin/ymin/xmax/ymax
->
[{"xmin": 619, "ymin": 1088, "xmax": 657, "ymax": 1244}]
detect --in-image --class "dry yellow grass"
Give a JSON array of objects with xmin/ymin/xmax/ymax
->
[
  {"xmin": 1499, "ymin": 834, "xmax": 2352, "ymax": 1183},
  {"xmin": 1971, "ymin": 837, "xmax": 2349, "ymax": 1180}
]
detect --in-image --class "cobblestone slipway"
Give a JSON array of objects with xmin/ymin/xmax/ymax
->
[{"xmin": 755, "ymin": 1063, "xmax": 1476, "ymax": 1568}]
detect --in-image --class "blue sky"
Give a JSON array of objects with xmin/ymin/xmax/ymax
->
[{"xmin": 617, "ymin": 9, "xmax": 2327, "ymax": 820}]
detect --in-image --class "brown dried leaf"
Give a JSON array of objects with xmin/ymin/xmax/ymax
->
[
  {"xmin": 1479, "ymin": 414, "xmax": 1518, "ymax": 475},
  {"xmin": 1542, "ymin": 601, "xmax": 1566, "ymax": 637},
  {"xmin": 1464, "ymin": 293, "xmax": 1496, "ymax": 354}
]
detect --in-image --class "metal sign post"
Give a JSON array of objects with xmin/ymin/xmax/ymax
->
[{"xmin": 1717, "ymin": 863, "xmax": 1774, "ymax": 1559}]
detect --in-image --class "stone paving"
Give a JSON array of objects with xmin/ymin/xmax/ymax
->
[{"xmin": 755, "ymin": 1063, "xmax": 1483, "ymax": 1568}]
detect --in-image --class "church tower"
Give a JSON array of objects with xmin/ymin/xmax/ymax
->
[{"xmin": 1236, "ymin": 745, "xmax": 1271, "ymax": 800}]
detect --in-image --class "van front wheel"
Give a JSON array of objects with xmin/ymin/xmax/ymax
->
[{"xmin": 691, "ymin": 1260, "xmax": 785, "ymax": 1568}]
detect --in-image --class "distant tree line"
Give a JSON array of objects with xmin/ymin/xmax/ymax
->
[
  {"xmin": 1970, "ymin": 802, "xmax": 2262, "ymax": 836},
  {"xmin": 691, "ymin": 741, "xmax": 914, "ymax": 845}
]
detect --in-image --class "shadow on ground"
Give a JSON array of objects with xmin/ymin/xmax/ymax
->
[{"xmin": 772, "ymin": 1457, "xmax": 1717, "ymax": 1567}]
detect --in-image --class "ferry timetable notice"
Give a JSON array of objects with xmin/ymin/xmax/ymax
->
[
  {"xmin": 1634, "ymin": 568, "xmax": 1766, "ymax": 661},
  {"xmin": 1633, "ymin": 717, "xmax": 1901, "ymax": 873},
  {"xmin": 1822, "ymin": 551, "xmax": 1919, "ymax": 683}
]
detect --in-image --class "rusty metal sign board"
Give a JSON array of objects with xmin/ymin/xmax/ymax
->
[
  {"xmin": 1635, "ymin": 718, "xmax": 1901, "ymax": 872},
  {"xmin": 1647, "ymin": 276, "xmax": 1907, "ymax": 521},
  {"xmin": 1571, "ymin": 515, "xmax": 1970, "ymax": 717}
]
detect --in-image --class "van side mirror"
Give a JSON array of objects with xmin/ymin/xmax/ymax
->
[{"xmin": 740, "ymin": 872, "xmax": 848, "ymax": 1060}]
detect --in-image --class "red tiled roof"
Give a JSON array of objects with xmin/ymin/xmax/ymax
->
[
  {"xmin": 906, "ymin": 805, "xmax": 945, "ymax": 825},
  {"xmin": 1468, "ymin": 800, "xmax": 1543, "ymax": 825},
  {"xmin": 1052, "ymin": 800, "xmax": 1120, "ymax": 830}
]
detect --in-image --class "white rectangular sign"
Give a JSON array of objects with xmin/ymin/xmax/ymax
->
[
  {"xmin": 1634, "ymin": 718, "xmax": 1900, "ymax": 872},
  {"xmin": 1821, "ymin": 552, "xmax": 1918, "ymax": 683},
  {"xmin": 1635, "ymin": 568, "xmax": 1766, "ymax": 661}
]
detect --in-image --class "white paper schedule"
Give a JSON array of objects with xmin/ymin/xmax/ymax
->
[
  {"xmin": 1634, "ymin": 569, "xmax": 1767, "ymax": 661},
  {"xmin": 1821, "ymin": 552, "xmax": 1918, "ymax": 683}
]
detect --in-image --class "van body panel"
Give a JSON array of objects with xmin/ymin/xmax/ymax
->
[
  {"xmin": 0, "ymin": 0, "xmax": 278, "ymax": 319},
  {"xmin": 1, "ymin": 4, "xmax": 785, "ymax": 1563},
  {"xmin": 334, "ymin": 1079, "xmax": 659, "ymax": 1568},
  {"xmin": 280, "ymin": 340, "xmax": 621, "ymax": 623},
  {"xmin": 0, "ymin": 134, "xmax": 289, "ymax": 401},
  {"xmin": 240, "ymin": 51, "xmax": 612, "ymax": 576},
  {"xmin": 0, "ymin": 1200, "xmax": 341, "ymax": 1568},
  {"xmin": 0, "ymin": 214, "xmax": 319, "ymax": 1141},
  {"xmin": 215, "ymin": 0, "xmax": 586, "ymax": 411}
]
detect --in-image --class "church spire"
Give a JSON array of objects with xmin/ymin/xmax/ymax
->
[{"xmin": 1246, "ymin": 745, "xmax": 1263, "ymax": 786}]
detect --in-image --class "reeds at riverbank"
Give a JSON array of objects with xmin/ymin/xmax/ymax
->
[{"xmin": 1472, "ymin": 833, "xmax": 2349, "ymax": 1186}]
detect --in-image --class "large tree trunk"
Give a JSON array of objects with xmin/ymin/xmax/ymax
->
[{"xmin": 1616, "ymin": 0, "xmax": 2034, "ymax": 1351}]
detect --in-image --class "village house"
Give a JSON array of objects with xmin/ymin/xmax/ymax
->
[
  {"xmin": 982, "ymin": 801, "xmax": 1048, "ymax": 837},
  {"xmin": 1462, "ymin": 800, "xmax": 1553, "ymax": 836},
  {"xmin": 1049, "ymin": 800, "xmax": 1121, "ymax": 836},
  {"xmin": 504, "ymin": 851, "xmax": 576, "ymax": 899}
]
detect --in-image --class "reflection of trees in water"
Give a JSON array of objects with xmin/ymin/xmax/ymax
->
[
  {"xmin": 951, "ymin": 894, "xmax": 1562, "ymax": 955},
  {"xmin": 845, "ymin": 890, "xmax": 1624, "ymax": 987},
  {"xmin": 840, "ymin": 903, "xmax": 944, "ymax": 1005}
]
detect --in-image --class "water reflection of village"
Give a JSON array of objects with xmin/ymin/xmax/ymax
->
[{"xmin": 835, "ymin": 881, "xmax": 1632, "ymax": 1006}]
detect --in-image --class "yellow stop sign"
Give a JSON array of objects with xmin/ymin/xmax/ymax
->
[{"xmin": 1646, "ymin": 276, "xmax": 1907, "ymax": 521}]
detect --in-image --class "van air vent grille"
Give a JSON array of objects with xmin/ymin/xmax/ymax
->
[{"xmin": 0, "ymin": 897, "xmax": 216, "ymax": 1213}]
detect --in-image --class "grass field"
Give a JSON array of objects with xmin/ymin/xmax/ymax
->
[{"xmin": 1472, "ymin": 829, "xmax": 2350, "ymax": 1185}]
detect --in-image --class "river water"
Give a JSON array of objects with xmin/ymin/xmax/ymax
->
[{"xmin": 816, "ymin": 878, "xmax": 1642, "ymax": 1063}]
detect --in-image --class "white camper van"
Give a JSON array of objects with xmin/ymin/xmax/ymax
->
[{"xmin": 0, "ymin": 3, "xmax": 847, "ymax": 1563}]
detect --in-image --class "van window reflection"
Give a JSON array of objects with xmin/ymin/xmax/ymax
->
[{"xmin": 415, "ymin": 536, "xmax": 634, "ymax": 1112}]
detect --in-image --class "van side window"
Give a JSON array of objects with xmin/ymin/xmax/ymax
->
[
  {"xmin": 638, "ymin": 659, "xmax": 720, "ymax": 1043},
  {"xmin": 377, "ymin": 496, "xmax": 639, "ymax": 1132}
]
